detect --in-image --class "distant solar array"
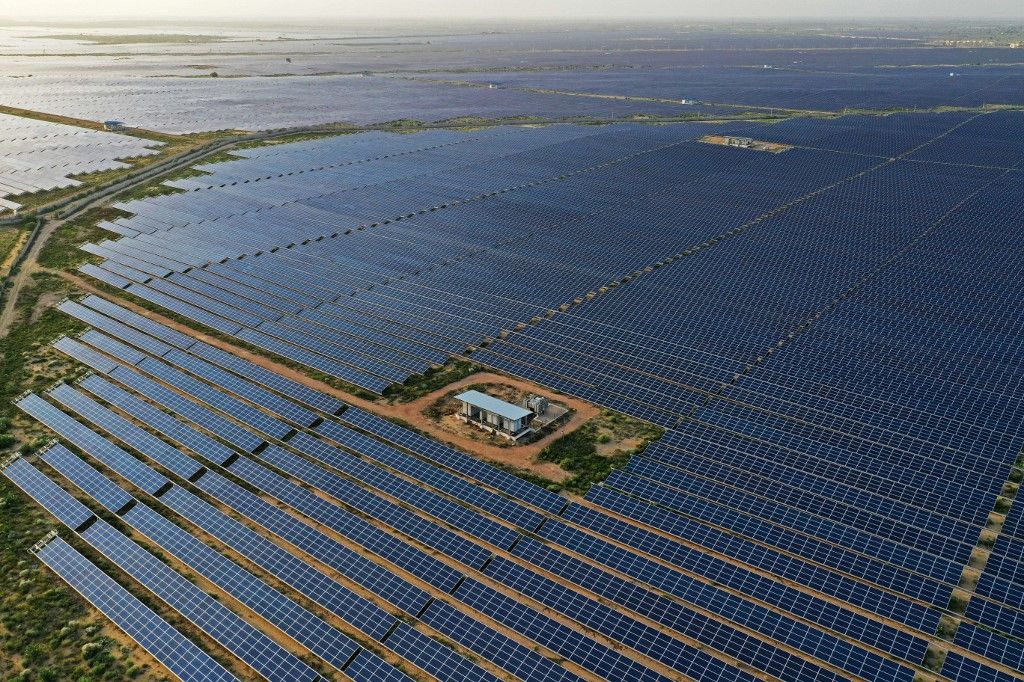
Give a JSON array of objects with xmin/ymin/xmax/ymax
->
[
  {"xmin": 1, "ymin": 22, "xmax": 1022, "ymax": 133},
  {"xmin": 401, "ymin": 64, "xmax": 1024, "ymax": 112},
  {"xmin": 0, "ymin": 112, "xmax": 162, "ymax": 211},
  {"xmin": 0, "ymin": 74, "xmax": 692, "ymax": 134}
]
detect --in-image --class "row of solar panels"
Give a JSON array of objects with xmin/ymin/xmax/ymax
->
[
  {"xmin": 6, "ymin": 292, "xmax": 963, "ymax": 681},
  {"xmin": 80, "ymin": 126, "xmax": 873, "ymax": 394},
  {"xmin": 471, "ymin": 126, "xmax": 1024, "ymax": 679}
]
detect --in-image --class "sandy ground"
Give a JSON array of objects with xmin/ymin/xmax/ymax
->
[
  {"xmin": 0, "ymin": 229, "xmax": 29, "ymax": 276},
  {"xmin": 390, "ymin": 372, "xmax": 601, "ymax": 481}
]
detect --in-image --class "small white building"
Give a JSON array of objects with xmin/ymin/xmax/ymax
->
[
  {"xmin": 455, "ymin": 390, "xmax": 534, "ymax": 440},
  {"xmin": 726, "ymin": 136, "xmax": 754, "ymax": 148}
]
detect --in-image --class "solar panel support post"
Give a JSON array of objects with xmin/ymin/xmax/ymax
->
[{"xmin": 30, "ymin": 529, "xmax": 60, "ymax": 555}]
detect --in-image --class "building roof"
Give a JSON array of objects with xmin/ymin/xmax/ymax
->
[{"xmin": 455, "ymin": 390, "xmax": 532, "ymax": 420}]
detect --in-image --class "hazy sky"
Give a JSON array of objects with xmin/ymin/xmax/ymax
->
[{"xmin": 10, "ymin": 0, "xmax": 1024, "ymax": 20}]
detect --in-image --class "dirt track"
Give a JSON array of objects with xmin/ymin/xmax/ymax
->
[{"xmin": 0, "ymin": 218, "xmax": 61, "ymax": 337}]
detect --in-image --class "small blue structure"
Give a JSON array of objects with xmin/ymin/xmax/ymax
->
[{"xmin": 103, "ymin": 120, "xmax": 126, "ymax": 131}]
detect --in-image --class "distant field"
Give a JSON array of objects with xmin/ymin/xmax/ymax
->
[{"xmin": 40, "ymin": 33, "xmax": 233, "ymax": 44}]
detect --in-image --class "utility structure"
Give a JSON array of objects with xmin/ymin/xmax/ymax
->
[
  {"xmin": 725, "ymin": 136, "xmax": 754, "ymax": 148},
  {"xmin": 455, "ymin": 389, "xmax": 535, "ymax": 440}
]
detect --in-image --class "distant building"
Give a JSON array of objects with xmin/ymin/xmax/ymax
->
[
  {"xmin": 103, "ymin": 120, "xmax": 126, "ymax": 131},
  {"xmin": 726, "ymin": 136, "xmax": 754, "ymax": 148},
  {"xmin": 455, "ymin": 389, "xmax": 535, "ymax": 440}
]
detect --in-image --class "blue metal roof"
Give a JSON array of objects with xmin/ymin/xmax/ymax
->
[{"xmin": 455, "ymin": 390, "xmax": 532, "ymax": 420}]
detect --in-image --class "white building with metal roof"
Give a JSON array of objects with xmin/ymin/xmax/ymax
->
[{"xmin": 455, "ymin": 389, "xmax": 535, "ymax": 440}]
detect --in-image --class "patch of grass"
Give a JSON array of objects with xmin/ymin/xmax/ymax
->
[
  {"xmin": 0, "ymin": 473, "xmax": 202, "ymax": 681},
  {"xmin": 101, "ymin": 150, "xmax": 236, "ymax": 203},
  {"xmin": 192, "ymin": 150, "xmax": 245, "ymax": 166},
  {"xmin": 113, "ymin": 182, "xmax": 184, "ymax": 202},
  {"xmin": 0, "ymin": 226, "xmax": 26, "ymax": 269},
  {"xmin": 383, "ymin": 359, "xmax": 478, "ymax": 403},
  {"xmin": 37, "ymin": 207, "xmax": 129, "ymax": 270},
  {"xmin": 537, "ymin": 409, "xmax": 664, "ymax": 493},
  {"xmin": 947, "ymin": 593, "xmax": 969, "ymax": 613},
  {"xmin": 492, "ymin": 462, "xmax": 565, "ymax": 492},
  {"xmin": 235, "ymin": 129, "xmax": 355, "ymax": 149},
  {"xmin": 0, "ymin": 273, "xmax": 84, "ymax": 436},
  {"xmin": 381, "ymin": 119, "xmax": 428, "ymax": 130},
  {"xmin": 922, "ymin": 646, "xmax": 947, "ymax": 673}
]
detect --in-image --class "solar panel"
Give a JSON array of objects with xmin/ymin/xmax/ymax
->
[
  {"xmin": 99, "ymin": 365, "xmax": 264, "ymax": 453},
  {"xmin": 221, "ymin": 454, "xmax": 464, "ymax": 595},
  {"xmin": 337, "ymin": 407, "xmax": 565, "ymax": 514},
  {"xmin": 161, "ymin": 348, "xmax": 319, "ymax": 427},
  {"xmin": 382, "ymin": 624, "xmax": 501, "ymax": 682},
  {"xmin": 419, "ymin": 600, "xmax": 584, "ymax": 682},
  {"xmin": 252, "ymin": 443, "xmax": 493, "ymax": 568},
  {"xmin": 79, "ymin": 373, "xmax": 238, "ymax": 465},
  {"xmin": 78, "ymin": 519, "xmax": 323, "ymax": 682},
  {"xmin": 79, "ymin": 294, "xmax": 197, "ymax": 348},
  {"xmin": 344, "ymin": 651, "xmax": 415, "ymax": 682},
  {"xmin": 34, "ymin": 535, "xmax": 239, "ymax": 682},
  {"xmin": 580, "ymin": 485, "xmax": 942, "ymax": 633},
  {"xmin": 133, "ymin": 356, "xmax": 294, "ymax": 440},
  {"xmin": 15, "ymin": 392, "xmax": 170, "ymax": 495},
  {"xmin": 186, "ymin": 340, "xmax": 346, "ymax": 414},
  {"xmin": 2, "ymin": 454, "xmax": 95, "ymax": 529},
  {"xmin": 541, "ymin": 512, "xmax": 929, "ymax": 663},
  {"xmin": 122, "ymin": 502, "xmax": 363, "ymax": 673},
  {"xmin": 941, "ymin": 652, "xmax": 1020, "ymax": 682},
  {"xmin": 58, "ymin": 299, "xmax": 175, "ymax": 358},
  {"xmin": 40, "ymin": 444, "xmax": 369, "ymax": 675},
  {"xmin": 40, "ymin": 443, "xmax": 134, "ymax": 514},
  {"xmin": 286, "ymin": 431, "xmax": 518, "ymax": 551},
  {"xmin": 47, "ymin": 382, "xmax": 206, "ymax": 481},
  {"xmin": 451, "ymin": 578, "xmax": 677, "ymax": 682},
  {"xmin": 9, "ymin": 457, "xmax": 321, "ymax": 682},
  {"xmin": 192, "ymin": 467, "xmax": 434, "ymax": 616},
  {"xmin": 316, "ymin": 419, "xmax": 544, "ymax": 530},
  {"xmin": 483, "ymin": 553, "xmax": 845, "ymax": 682},
  {"xmin": 954, "ymin": 622, "xmax": 1024, "ymax": 672},
  {"xmin": 52, "ymin": 335, "xmax": 119, "ymax": 374},
  {"xmin": 79, "ymin": 329, "xmax": 149, "ymax": 366},
  {"xmin": 79, "ymin": 263, "xmax": 132, "ymax": 289},
  {"xmin": 157, "ymin": 484, "xmax": 398, "ymax": 641}
]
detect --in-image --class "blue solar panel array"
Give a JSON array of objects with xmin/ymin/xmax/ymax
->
[
  {"xmin": 21, "ymin": 111, "xmax": 1024, "ymax": 682},
  {"xmin": 3, "ymin": 457, "xmax": 322, "ymax": 682},
  {"xmin": 33, "ymin": 535, "xmax": 239, "ymax": 682}
]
